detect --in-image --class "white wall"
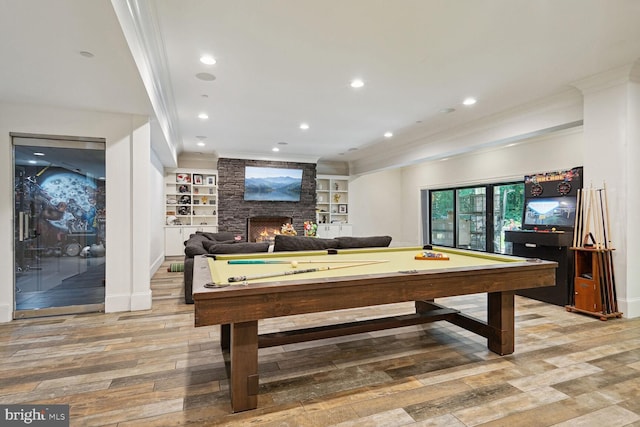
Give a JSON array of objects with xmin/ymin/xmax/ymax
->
[
  {"xmin": 348, "ymin": 169, "xmax": 405, "ymax": 245},
  {"xmin": 0, "ymin": 103, "xmax": 153, "ymax": 322},
  {"xmin": 150, "ymin": 149, "xmax": 165, "ymax": 273}
]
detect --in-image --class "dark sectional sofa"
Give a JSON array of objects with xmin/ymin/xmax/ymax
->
[{"xmin": 182, "ymin": 231, "xmax": 392, "ymax": 303}]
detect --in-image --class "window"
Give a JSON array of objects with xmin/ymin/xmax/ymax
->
[{"xmin": 425, "ymin": 182, "xmax": 524, "ymax": 254}]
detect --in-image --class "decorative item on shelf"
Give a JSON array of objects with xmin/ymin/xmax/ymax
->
[
  {"xmin": 194, "ymin": 187, "xmax": 199, "ymax": 194},
  {"xmin": 281, "ymin": 223, "xmax": 297, "ymax": 236},
  {"xmin": 322, "ymin": 214, "xmax": 327, "ymax": 223},
  {"xmin": 339, "ymin": 204, "xmax": 348, "ymax": 214},
  {"xmin": 201, "ymin": 196, "xmax": 208, "ymax": 204},
  {"xmin": 178, "ymin": 184, "xmax": 189, "ymax": 193},
  {"xmin": 179, "ymin": 195, "xmax": 191, "ymax": 205},
  {"xmin": 303, "ymin": 221, "xmax": 318, "ymax": 237},
  {"xmin": 333, "ymin": 193, "xmax": 341, "ymax": 203},
  {"xmin": 209, "ymin": 199, "xmax": 216, "ymax": 205},
  {"xmin": 177, "ymin": 206, "xmax": 190, "ymax": 216},
  {"xmin": 193, "ymin": 174, "xmax": 203, "ymax": 185},
  {"xmin": 176, "ymin": 173, "xmax": 191, "ymax": 183},
  {"xmin": 193, "ymin": 200, "xmax": 200, "ymax": 205},
  {"xmin": 166, "ymin": 215, "xmax": 177, "ymax": 225},
  {"xmin": 206, "ymin": 176, "xmax": 216, "ymax": 186},
  {"xmin": 334, "ymin": 182, "xmax": 339, "ymax": 190},
  {"xmin": 166, "ymin": 197, "xmax": 177, "ymax": 205},
  {"xmin": 212, "ymin": 209, "xmax": 216, "ymax": 215}
]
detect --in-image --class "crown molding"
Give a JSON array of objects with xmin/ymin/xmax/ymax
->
[{"xmin": 111, "ymin": 0, "xmax": 181, "ymax": 166}]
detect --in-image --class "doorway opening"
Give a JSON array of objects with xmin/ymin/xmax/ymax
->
[{"xmin": 13, "ymin": 133, "xmax": 106, "ymax": 318}]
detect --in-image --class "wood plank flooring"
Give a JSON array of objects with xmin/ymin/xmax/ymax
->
[{"xmin": 2, "ymin": 257, "xmax": 640, "ymax": 426}]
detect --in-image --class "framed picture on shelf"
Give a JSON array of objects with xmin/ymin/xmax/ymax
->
[
  {"xmin": 339, "ymin": 204, "xmax": 348, "ymax": 214},
  {"xmin": 206, "ymin": 175, "xmax": 216, "ymax": 186},
  {"xmin": 193, "ymin": 174, "xmax": 203, "ymax": 185}
]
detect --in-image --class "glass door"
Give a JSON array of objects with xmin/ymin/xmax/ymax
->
[
  {"xmin": 456, "ymin": 187, "xmax": 486, "ymax": 251},
  {"xmin": 429, "ymin": 189, "xmax": 454, "ymax": 247},
  {"xmin": 13, "ymin": 134, "xmax": 106, "ymax": 318},
  {"xmin": 492, "ymin": 183, "xmax": 525, "ymax": 254}
]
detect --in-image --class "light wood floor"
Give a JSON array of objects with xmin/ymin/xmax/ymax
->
[{"xmin": 2, "ymin": 257, "xmax": 640, "ymax": 426}]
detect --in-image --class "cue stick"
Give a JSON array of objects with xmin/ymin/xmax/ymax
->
[
  {"xmin": 598, "ymin": 188, "xmax": 612, "ymax": 312},
  {"xmin": 583, "ymin": 185, "xmax": 593, "ymax": 247},
  {"xmin": 603, "ymin": 182, "xmax": 619, "ymax": 312},
  {"xmin": 573, "ymin": 189, "xmax": 582, "ymax": 248},
  {"xmin": 227, "ymin": 260, "xmax": 388, "ymax": 282},
  {"xmin": 227, "ymin": 259, "xmax": 386, "ymax": 264},
  {"xmin": 593, "ymin": 187, "xmax": 603, "ymax": 249}
]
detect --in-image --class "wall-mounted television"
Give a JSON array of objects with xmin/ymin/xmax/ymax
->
[
  {"xmin": 244, "ymin": 166, "xmax": 303, "ymax": 202},
  {"xmin": 523, "ymin": 196, "xmax": 576, "ymax": 229}
]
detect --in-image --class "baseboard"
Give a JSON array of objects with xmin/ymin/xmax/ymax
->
[
  {"xmin": 131, "ymin": 291, "xmax": 152, "ymax": 311},
  {"xmin": 618, "ymin": 296, "xmax": 640, "ymax": 319},
  {"xmin": 0, "ymin": 303, "xmax": 12, "ymax": 323},
  {"xmin": 150, "ymin": 253, "xmax": 164, "ymax": 277}
]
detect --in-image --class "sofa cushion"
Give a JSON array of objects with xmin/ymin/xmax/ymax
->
[
  {"xmin": 336, "ymin": 235, "xmax": 392, "ymax": 249},
  {"xmin": 184, "ymin": 241, "xmax": 208, "ymax": 257},
  {"xmin": 273, "ymin": 235, "xmax": 339, "ymax": 252},
  {"xmin": 198, "ymin": 231, "xmax": 236, "ymax": 242},
  {"xmin": 207, "ymin": 242, "xmax": 270, "ymax": 254},
  {"xmin": 201, "ymin": 239, "xmax": 238, "ymax": 252}
]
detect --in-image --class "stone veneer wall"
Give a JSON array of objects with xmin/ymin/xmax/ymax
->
[{"xmin": 217, "ymin": 158, "xmax": 317, "ymax": 238}]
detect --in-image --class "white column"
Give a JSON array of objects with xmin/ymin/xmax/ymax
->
[
  {"xmin": 131, "ymin": 119, "xmax": 152, "ymax": 310},
  {"xmin": 105, "ymin": 116, "xmax": 152, "ymax": 312},
  {"xmin": 574, "ymin": 64, "xmax": 640, "ymax": 318}
]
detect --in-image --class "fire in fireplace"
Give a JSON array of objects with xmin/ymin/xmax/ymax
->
[{"xmin": 247, "ymin": 216, "xmax": 293, "ymax": 242}]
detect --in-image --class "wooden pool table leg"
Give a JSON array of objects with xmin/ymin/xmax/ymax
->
[
  {"xmin": 230, "ymin": 321, "xmax": 259, "ymax": 412},
  {"xmin": 487, "ymin": 291, "xmax": 515, "ymax": 355}
]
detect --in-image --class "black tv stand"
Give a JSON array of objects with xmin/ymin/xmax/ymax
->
[{"xmin": 505, "ymin": 230, "xmax": 573, "ymax": 306}]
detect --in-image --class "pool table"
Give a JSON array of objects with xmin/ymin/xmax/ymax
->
[{"xmin": 192, "ymin": 246, "xmax": 556, "ymax": 412}]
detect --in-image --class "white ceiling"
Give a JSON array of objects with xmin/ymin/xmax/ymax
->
[{"xmin": 2, "ymin": 0, "xmax": 640, "ymax": 169}]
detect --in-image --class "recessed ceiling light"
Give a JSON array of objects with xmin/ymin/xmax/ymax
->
[
  {"xmin": 463, "ymin": 97, "xmax": 477, "ymax": 106},
  {"xmin": 439, "ymin": 108, "xmax": 456, "ymax": 114},
  {"xmin": 33, "ymin": 152, "xmax": 45, "ymax": 156},
  {"xmin": 384, "ymin": 132, "xmax": 393, "ymax": 138},
  {"xmin": 79, "ymin": 51, "xmax": 94, "ymax": 58},
  {"xmin": 347, "ymin": 147, "xmax": 358, "ymax": 152},
  {"xmin": 277, "ymin": 141, "xmax": 288, "ymax": 145},
  {"xmin": 200, "ymin": 55, "xmax": 216, "ymax": 65},
  {"xmin": 272, "ymin": 147, "xmax": 280, "ymax": 152},
  {"xmin": 196, "ymin": 73, "xmax": 216, "ymax": 81},
  {"xmin": 201, "ymin": 94, "xmax": 209, "ymax": 98},
  {"xmin": 299, "ymin": 123, "xmax": 309, "ymax": 130},
  {"xmin": 350, "ymin": 79, "xmax": 364, "ymax": 88},
  {"xmin": 198, "ymin": 113, "xmax": 209, "ymax": 119},
  {"xmin": 197, "ymin": 141, "xmax": 206, "ymax": 147}
]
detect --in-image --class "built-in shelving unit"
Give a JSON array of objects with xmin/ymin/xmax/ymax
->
[
  {"xmin": 164, "ymin": 168, "xmax": 218, "ymax": 256},
  {"xmin": 316, "ymin": 175, "xmax": 351, "ymax": 238}
]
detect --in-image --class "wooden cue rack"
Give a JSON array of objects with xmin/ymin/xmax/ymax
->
[{"xmin": 566, "ymin": 182, "xmax": 622, "ymax": 320}]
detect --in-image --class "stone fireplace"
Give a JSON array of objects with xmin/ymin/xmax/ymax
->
[{"xmin": 247, "ymin": 216, "xmax": 292, "ymax": 243}]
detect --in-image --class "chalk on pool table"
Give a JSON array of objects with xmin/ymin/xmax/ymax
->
[
  {"xmin": 423, "ymin": 244, "xmax": 433, "ymax": 250},
  {"xmin": 327, "ymin": 249, "xmax": 338, "ymax": 255}
]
